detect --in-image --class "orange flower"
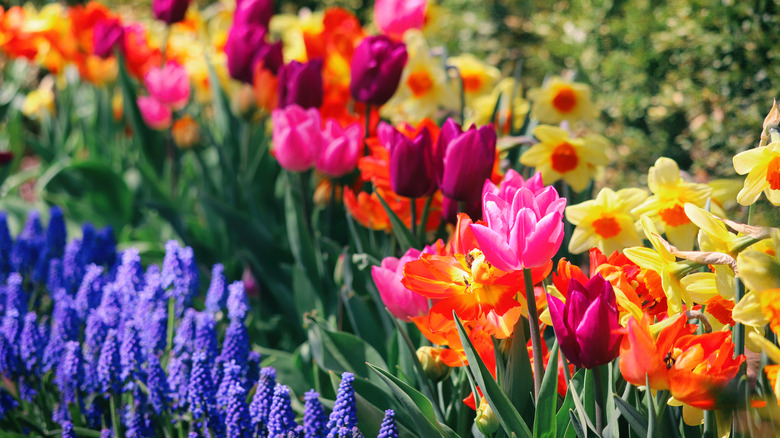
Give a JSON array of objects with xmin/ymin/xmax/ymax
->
[{"xmin": 343, "ymin": 187, "xmax": 391, "ymax": 231}]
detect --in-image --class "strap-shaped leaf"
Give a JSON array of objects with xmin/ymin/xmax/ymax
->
[
  {"xmin": 613, "ymin": 395, "xmax": 648, "ymax": 437},
  {"xmin": 534, "ymin": 341, "xmax": 559, "ymax": 438},
  {"xmin": 375, "ymin": 191, "xmax": 421, "ymax": 250}
]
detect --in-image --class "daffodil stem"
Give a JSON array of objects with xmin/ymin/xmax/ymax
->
[
  {"xmin": 734, "ymin": 277, "xmax": 745, "ymax": 358},
  {"xmin": 747, "ymin": 202, "xmax": 755, "ymax": 226},
  {"xmin": 593, "ymin": 365, "xmax": 605, "ymax": 436},
  {"xmin": 523, "ymin": 268, "xmax": 543, "ymax": 400}
]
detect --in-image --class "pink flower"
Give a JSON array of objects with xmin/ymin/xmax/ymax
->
[
  {"xmin": 137, "ymin": 96, "xmax": 172, "ymax": 130},
  {"xmin": 374, "ymin": 0, "xmax": 427, "ymax": 40},
  {"xmin": 316, "ymin": 119, "xmax": 362, "ymax": 177},
  {"xmin": 470, "ymin": 178, "xmax": 566, "ymax": 271},
  {"xmin": 271, "ymin": 105, "xmax": 322, "ymax": 172},
  {"xmin": 372, "ymin": 242, "xmax": 442, "ymax": 321},
  {"xmin": 144, "ymin": 62, "xmax": 191, "ymax": 111}
]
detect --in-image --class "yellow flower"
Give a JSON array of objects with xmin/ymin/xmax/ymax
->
[
  {"xmin": 447, "ymin": 54, "xmax": 501, "ymax": 103},
  {"xmin": 631, "ymin": 157, "xmax": 717, "ymax": 251},
  {"xmin": 520, "ymin": 125, "xmax": 609, "ymax": 192},
  {"xmin": 467, "ymin": 78, "xmax": 530, "ymax": 135},
  {"xmin": 22, "ymin": 87, "xmax": 55, "ymax": 119},
  {"xmin": 624, "ymin": 216, "xmax": 697, "ymax": 315},
  {"xmin": 270, "ymin": 11, "xmax": 324, "ymax": 63},
  {"xmin": 565, "ymin": 187, "xmax": 648, "ymax": 255},
  {"xmin": 737, "ymin": 231, "xmax": 780, "ymax": 294},
  {"xmin": 733, "ymin": 141, "xmax": 780, "ymax": 206},
  {"xmin": 526, "ymin": 76, "xmax": 599, "ymax": 124},
  {"xmin": 381, "ymin": 30, "xmax": 458, "ymax": 124}
]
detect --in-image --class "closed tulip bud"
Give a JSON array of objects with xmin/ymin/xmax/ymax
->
[
  {"xmin": 277, "ymin": 60, "xmax": 324, "ymax": 109},
  {"xmin": 271, "ymin": 105, "xmax": 322, "ymax": 172},
  {"xmin": 350, "ymin": 36, "xmax": 407, "ymax": 106},
  {"xmin": 225, "ymin": 25, "xmax": 283, "ymax": 84},
  {"xmin": 144, "ymin": 62, "xmax": 191, "ymax": 111},
  {"xmin": 152, "ymin": 0, "xmax": 192, "ymax": 25},
  {"xmin": 316, "ymin": 120, "xmax": 363, "ymax": 177},
  {"xmin": 93, "ymin": 18, "xmax": 125, "ymax": 59},
  {"xmin": 436, "ymin": 118, "xmax": 496, "ymax": 202},
  {"xmin": 379, "ymin": 122, "xmax": 436, "ymax": 198},
  {"xmin": 475, "ymin": 398, "xmax": 499, "ymax": 435},
  {"xmin": 234, "ymin": 0, "xmax": 274, "ymax": 29},
  {"xmin": 547, "ymin": 274, "xmax": 622, "ymax": 369},
  {"xmin": 416, "ymin": 347, "xmax": 450, "ymax": 382}
]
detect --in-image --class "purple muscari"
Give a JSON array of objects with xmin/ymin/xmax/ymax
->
[
  {"xmin": 124, "ymin": 402, "xmax": 151, "ymax": 438},
  {"xmin": 97, "ymin": 283, "xmax": 123, "ymax": 329},
  {"xmin": 11, "ymin": 210, "xmax": 44, "ymax": 274},
  {"xmin": 160, "ymin": 240, "xmax": 182, "ymax": 290},
  {"xmin": 94, "ymin": 226, "xmax": 117, "ymax": 267},
  {"xmin": 74, "ymin": 264, "xmax": 104, "ymax": 320},
  {"xmin": 139, "ymin": 306, "xmax": 167, "ymax": 356},
  {"xmin": 120, "ymin": 321, "xmax": 144, "ymax": 386},
  {"xmin": 226, "ymin": 281, "xmax": 249, "ymax": 322},
  {"xmin": 84, "ymin": 309, "xmax": 108, "ymax": 358},
  {"xmin": 55, "ymin": 341, "xmax": 83, "ymax": 404},
  {"xmin": 100, "ymin": 429, "xmax": 113, "ymax": 438},
  {"xmin": 44, "ymin": 296, "xmax": 80, "ymax": 371},
  {"xmin": 187, "ymin": 350, "xmax": 216, "ymax": 424},
  {"xmin": 0, "ymin": 213, "xmax": 12, "ymax": 277},
  {"xmin": 61, "ymin": 240, "xmax": 82, "ymax": 293},
  {"xmin": 145, "ymin": 354, "xmax": 169, "ymax": 414},
  {"xmin": 249, "ymin": 367, "xmax": 276, "ymax": 432},
  {"xmin": 97, "ymin": 329, "xmax": 122, "ymax": 395},
  {"xmin": 47, "ymin": 258, "xmax": 63, "ymax": 295},
  {"xmin": 173, "ymin": 308, "xmax": 197, "ymax": 355},
  {"xmin": 218, "ymin": 318, "xmax": 249, "ymax": 369},
  {"xmin": 1, "ymin": 312, "xmax": 21, "ymax": 370},
  {"xmin": 224, "ymin": 379, "xmax": 250, "ymax": 438},
  {"xmin": 194, "ymin": 312, "xmax": 218, "ymax": 369},
  {"xmin": 0, "ymin": 335, "xmax": 17, "ymax": 375},
  {"xmin": 5, "ymin": 273, "xmax": 27, "ymax": 315},
  {"xmin": 61, "ymin": 420, "xmax": 77, "ymax": 438},
  {"xmin": 0, "ymin": 386, "xmax": 18, "ymax": 421},
  {"xmin": 53, "ymin": 402, "xmax": 72, "ymax": 425},
  {"xmin": 78, "ymin": 223, "xmax": 97, "ymax": 267},
  {"xmin": 246, "ymin": 350, "xmax": 261, "ymax": 390},
  {"xmin": 303, "ymin": 390, "xmax": 328, "ymax": 438},
  {"xmin": 327, "ymin": 427, "xmax": 364, "ymax": 438},
  {"xmin": 46, "ymin": 206, "xmax": 67, "ymax": 259},
  {"xmin": 325, "ymin": 373, "xmax": 358, "ymax": 433},
  {"xmin": 84, "ymin": 399, "xmax": 104, "ymax": 429},
  {"xmin": 204, "ymin": 263, "xmax": 226, "ymax": 314},
  {"xmin": 174, "ymin": 246, "xmax": 198, "ymax": 312},
  {"xmin": 18, "ymin": 377, "xmax": 37, "ymax": 401},
  {"xmin": 19, "ymin": 312, "xmax": 42, "ymax": 373},
  {"xmin": 166, "ymin": 351, "xmax": 191, "ymax": 410},
  {"xmin": 266, "ymin": 384, "xmax": 297, "ymax": 437},
  {"xmin": 114, "ymin": 248, "xmax": 144, "ymax": 311},
  {"xmin": 216, "ymin": 360, "xmax": 243, "ymax": 411},
  {"xmin": 377, "ymin": 410, "xmax": 397, "ymax": 438}
]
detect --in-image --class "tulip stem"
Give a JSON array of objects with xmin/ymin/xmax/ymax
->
[
  {"xmin": 410, "ymin": 198, "xmax": 417, "ymax": 237},
  {"xmin": 592, "ymin": 365, "xmax": 605, "ymax": 436},
  {"xmin": 560, "ymin": 350, "xmax": 572, "ymax": 383},
  {"xmin": 523, "ymin": 268, "xmax": 543, "ymax": 400},
  {"xmin": 363, "ymin": 104, "xmax": 372, "ymax": 156}
]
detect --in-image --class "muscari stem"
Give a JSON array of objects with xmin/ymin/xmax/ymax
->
[{"xmin": 523, "ymin": 268, "xmax": 544, "ymax": 400}]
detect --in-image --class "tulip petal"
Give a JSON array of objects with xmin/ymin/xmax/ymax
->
[{"xmin": 470, "ymin": 223, "xmax": 520, "ymax": 272}]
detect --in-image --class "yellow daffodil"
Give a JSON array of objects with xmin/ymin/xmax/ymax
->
[
  {"xmin": 520, "ymin": 125, "xmax": 609, "ymax": 192},
  {"xmin": 270, "ymin": 11, "xmax": 324, "ymax": 63},
  {"xmin": 447, "ymin": 54, "xmax": 501, "ymax": 103},
  {"xmin": 22, "ymin": 87, "xmax": 55, "ymax": 119},
  {"xmin": 467, "ymin": 78, "xmax": 530, "ymax": 135},
  {"xmin": 624, "ymin": 216, "xmax": 697, "ymax": 315},
  {"xmin": 733, "ymin": 141, "xmax": 780, "ymax": 206},
  {"xmin": 565, "ymin": 187, "xmax": 648, "ymax": 255},
  {"xmin": 631, "ymin": 157, "xmax": 717, "ymax": 251},
  {"xmin": 737, "ymin": 231, "xmax": 780, "ymax": 293},
  {"xmin": 381, "ymin": 30, "xmax": 458, "ymax": 124},
  {"xmin": 526, "ymin": 76, "xmax": 599, "ymax": 124}
]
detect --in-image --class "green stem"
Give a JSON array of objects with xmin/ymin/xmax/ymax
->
[
  {"xmin": 747, "ymin": 202, "xmax": 755, "ymax": 226},
  {"xmin": 734, "ymin": 277, "xmax": 745, "ymax": 357},
  {"xmin": 110, "ymin": 394, "xmax": 121, "ymax": 438},
  {"xmin": 523, "ymin": 268, "xmax": 544, "ymax": 400},
  {"xmin": 561, "ymin": 350, "xmax": 572, "ymax": 383},
  {"xmin": 166, "ymin": 296, "xmax": 176, "ymax": 353},
  {"xmin": 297, "ymin": 172, "xmax": 313, "ymax": 234},
  {"xmin": 593, "ymin": 365, "xmax": 605, "ymax": 436},
  {"xmin": 363, "ymin": 104, "xmax": 372, "ymax": 156},
  {"xmin": 410, "ymin": 198, "xmax": 417, "ymax": 238},
  {"xmin": 417, "ymin": 194, "xmax": 434, "ymax": 241}
]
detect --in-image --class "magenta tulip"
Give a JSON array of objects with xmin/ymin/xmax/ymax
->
[
  {"xmin": 350, "ymin": 35, "xmax": 408, "ymax": 106},
  {"xmin": 225, "ymin": 25, "xmax": 283, "ymax": 83},
  {"xmin": 92, "ymin": 18, "xmax": 125, "ymax": 59},
  {"xmin": 137, "ymin": 96, "xmax": 172, "ymax": 130},
  {"xmin": 374, "ymin": 0, "xmax": 427, "ymax": 40},
  {"xmin": 316, "ymin": 120, "xmax": 363, "ymax": 177},
  {"xmin": 436, "ymin": 118, "xmax": 496, "ymax": 202},
  {"xmin": 152, "ymin": 0, "xmax": 192, "ymax": 25},
  {"xmin": 372, "ymin": 247, "xmax": 430, "ymax": 321},
  {"xmin": 378, "ymin": 122, "xmax": 437, "ymax": 198},
  {"xmin": 234, "ymin": 0, "xmax": 274, "ymax": 29},
  {"xmin": 547, "ymin": 274, "xmax": 622, "ymax": 369},
  {"xmin": 271, "ymin": 105, "xmax": 322, "ymax": 172},
  {"xmin": 277, "ymin": 59, "xmax": 324, "ymax": 109},
  {"xmin": 144, "ymin": 62, "xmax": 191, "ymax": 110}
]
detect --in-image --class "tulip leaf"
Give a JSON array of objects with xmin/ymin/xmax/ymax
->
[
  {"xmin": 367, "ymin": 363, "xmax": 455, "ymax": 438},
  {"xmin": 453, "ymin": 312, "xmax": 533, "ymax": 438},
  {"xmin": 534, "ymin": 341, "xmax": 559, "ymax": 438},
  {"xmin": 568, "ymin": 410, "xmax": 585, "ymax": 438},
  {"xmin": 613, "ymin": 395, "xmax": 648, "ymax": 437},
  {"xmin": 555, "ymin": 370, "xmax": 579, "ymax": 438},
  {"xmin": 504, "ymin": 318, "xmax": 534, "ymax": 420},
  {"xmin": 306, "ymin": 322, "xmax": 388, "ymax": 386},
  {"xmin": 567, "ymin": 375, "xmax": 599, "ymax": 436},
  {"xmin": 375, "ymin": 191, "xmax": 421, "ymax": 250}
]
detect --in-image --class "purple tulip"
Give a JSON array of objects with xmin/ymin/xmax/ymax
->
[
  {"xmin": 225, "ymin": 25, "xmax": 283, "ymax": 84},
  {"xmin": 234, "ymin": 0, "xmax": 274, "ymax": 29},
  {"xmin": 152, "ymin": 0, "xmax": 192, "ymax": 25},
  {"xmin": 277, "ymin": 60, "xmax": 324, "ymax": 109},
  {"xmin": 547, "ymin": 274, "xmax": 622, "ymax": 369},
  {"xmin": 378, "ymin": 122, "xmax": 436, "ymax": 198},
  {"xmin": 350, "ymin": 36, "xmax": 407, "ymax": 106},
  {"xmin": 92, "ymin": 18, "xmax": 125, "ymax": 59},
  {"xmin": 435, "ymin": 118, "xmax": 496, "ymax": 202}
]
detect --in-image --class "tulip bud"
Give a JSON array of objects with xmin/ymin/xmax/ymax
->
[
  {"xmin": 436, "ymin": 118, "xmax": 496, "ymax": 202},
  {"xmin": 316, "ymin": 120, "xmax": 363, "ymax": 177},
  {"xmin": 277, "ymin": 59, "xmax": 324, "ymax": 109},
  {"xmin": 137, "ymin": 96, "xmax": 172, "ymax": 130},
  {"xmin": 144, "ymin": 62, "xmax": 191, "ymax": 111},
  {"xmin": 172, "ymin": 115, "xmax": 200, "ymax": 149},
  {"xmin": 381, "ymin": 122, "xmax": 437, "ymax": 198},
  {"xmin": 271, "ymin": 105, "xmax": 322, "ymax": 172},
  {"xmin": 225, "ymin": 25, "xmax": 283, "ymax": 84},
  {"xmin": 416, "ymin": 347, "xmax": 450, "ymax": 382},
  {"xmin": 93, "ymin": 18, "xmax": 125, "ymax": 59},
  {"xmin": 475, "ymin": 397, "xmax": 499, "ymax": 435},
  {"xmin": 234, "ymin": 0, "xmax": 274, "ymax": 29},
  {"xmin": 152, "ymin": 0, "xmax": 192, "ymax": 25},
  {"xmin": 350, "ymin": 36, "xmax": 408, "ymax": 106}
]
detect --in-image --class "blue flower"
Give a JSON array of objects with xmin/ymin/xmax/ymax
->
[
  {"xmin": 97, "ymin": 329, "xmax": 121, "ymax": 395},
  {"xmin": 226, "ymin": 281, "xmax": 249, "ymax": 322},
  {"xmin": 303, "ymin": 390, "xmax": 327, "ymax": 438},
  {"xmin": 205, "ymin": 264, "xmax": 226, "ymax": 314},
  {"xmin": 224, "ymin": 378, "xmax": 250, "ymax": 438},
  {"xmin": 249, "ymin": 367, "xmax": 277, "ymax": 433},
  {"xmin": 325, "ymin": 373, "xmax": 358, "ymax": 434},
  {"xmin": 267, "ymin": 384, "xmax": 297, "ymax": 437},
  {"xmin": 376, "ymin": 410, "xmax": 397, "ymax": 438},
  {"xmin": 145, "ymin": 354, "xmax": 170, "ymax": 414},
  {"xmin": 19, "ymin": 311, "xmax": 42, "ymax": 373}
]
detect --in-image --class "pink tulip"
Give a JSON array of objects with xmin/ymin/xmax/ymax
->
[
  {"xmin": 144, "ymin": 62, "xmax": 191, "ymax": 111},
  {"xmin": 137, "ymin": 96, "xmax": 172, "ymax": 130},
  {"xmin": 374, "ymin": 0, "xmax": 427, "ymax": 40},
  {"xmin": 316, "ymin": 119, "xmax": 362, "ymax": 177},
  {"xmin": 372, "ymin": 242, "xmax": 442, "ymax": 321},
  {"xmin": 470, "ymin": 180, "xmax": 566, "ymax": 272},
  {"xmin": 271, "ymin": 105, "xmax": 322, "ymax": 172}
]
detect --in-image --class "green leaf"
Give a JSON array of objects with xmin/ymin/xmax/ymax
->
[
  {"xmin": 284, "ymin": 175, "xmax": 324, "ymax": 283},
  {"xmin": 569, "ymin": 410, "xmax": 586, "ymax": 438},
  {"xmin": 504, "ymin": 319, "xmax": 534, "ymax": 420},
  {"xmin": 307, "ymin": 322, "xmax": 388, "ymax": 384},
  {"xmin": 534, "ymin": 341, "xmax": 559, "ymax": 438},
  {"xmin": 375, "ymin": 191, "xmax": 421, "ymax": 250},
  {"xmin": 555, "ymin": 372, "xmax": 579, "ymax": 438},
  {"xmin": 613, "ymin": 395, "xmax": 648, "ymax": 437},
  {"xmin": 453, "ymin": 312, "xmax": 532, "ymax": 438},
  {"xmin": 568, "ymin": 374, "xmax": 599, "ymax": 436}
]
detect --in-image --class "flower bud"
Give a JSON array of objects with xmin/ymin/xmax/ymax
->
[
  {"xmin": 316, "ymin": 120, "xmax": 363, "ymax": 177},
  {"xmin": 144, "ymin": 62, "xmax": 191, "ymax": 111},
  {"xmin": 93, "ymin": 18, "xmax": 125, "ymax": 59},
  {"xmin": 475, "ymin": 397, "xmax": 499, "ymax": 435},
  {"xmin": 277, "ymin": 59, "xmax": 324, "ymax": 109},
  {"xmin": 435, "ymin": 118, "xmax": 496, "ymax": 202},
  {"xmin": 234, "ymin": 0, "xmax": 274, "ymax": 29},
  {"xmin": 137, "ymin": 96, "xmax": 172, "ymax": 130},
  {"xmin": 350, "ymin": 36, "xmax": 407, "ymax": 106},
  {"xmin": 380, "ymin": 122, "xmax": 437, "ymax": 198},
  {"xmin": 271, "ymin": 105, "xmax": 322, "ymax": 172},
  {"xmin": 416, "ymin": 347, "xmax": 450, "ymax": 382},
  {"xmin": 152, "ymin": 0, "xmax": 192, "ymax": 25},
  {"xmin": 225, "ymin": 25, "xmax": 283, "ymax": 84}
]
